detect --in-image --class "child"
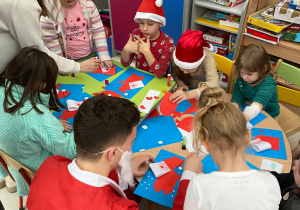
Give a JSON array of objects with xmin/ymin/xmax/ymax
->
[
  {"xmin": 231, "ymin": 44, "xmax": 280, "ymax": 121},
  {"xmin": 173, "ymin": 87, "xmax": 281, "ymax": 210},
  {"xmin": 0, "ymin": 47, "xmax": 76, "ymax": 196},
  {"xmin": 40, "ymin": 0, "xmax": 112, "ymax": 68},
  {"xmin": 121, "ymin": 0, "xmax": 174, "ymax": 78},
  {"xmin": 170, "ymin": 29, "xmax": 219, "ymax": 104},
  {"xmin": 28, "ymin": 95, "xmax": 162, "ymax": 209}
]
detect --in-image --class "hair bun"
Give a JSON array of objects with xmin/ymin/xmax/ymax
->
[{"xmin": 198, "ymin": 87, "xmax": 225, "ymax": 108}]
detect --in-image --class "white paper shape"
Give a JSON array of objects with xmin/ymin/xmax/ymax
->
[
  {"xmin": 101, "ymin": 66, "xmax": 110, "ymax": 73},
  {"xmin": 138, "ymin": 90, "xmax": 161, "ymax": 113},
  {"xmin": 149, "ymin": 161, "xmax": 171, "ymax": 178},
  {"xmin": 247, "ymin": 122, "xmax": 253, "ymax": 129},
  {"xmin": 261, "ymin": 159, "xmax": 283, "ymax": 173},
  {"xmin": 250, "ymin": 139, "xmax": 272, "ymax": 152},
  {"xmin": 129, "ymin": 80, "xmax": 144, "ymax": 89},
  {"xmin": 66, "ymin": 99, "xmax": 83, "ymax": 111}
]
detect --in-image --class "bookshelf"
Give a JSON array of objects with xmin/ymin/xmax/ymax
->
[{"xmin": 191, "ymin": 0, "xmax": 250, "ymax": 59}]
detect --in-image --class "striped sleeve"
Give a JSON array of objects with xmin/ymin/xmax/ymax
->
[
  {"xmin": 40, "ymin": 16, "xmax": 64, "ymax": 57},
  {"xmin": 88, "ymin": 1, "xmax": 111, "ymax": 61}
]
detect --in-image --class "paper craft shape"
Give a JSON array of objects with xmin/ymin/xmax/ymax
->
[
  {"xmin": 86, "ymin": 65, "xmax": 123, "ymax": 82},
  {"xmin": 250, "ymin": 139, "xmax": 272, "ymax": 152},
  {"xmin": 246, "ymin": 128, "xmax": 287, "ymax": 160},
  {"xmin": 175, "ymin": 97, "xmax": 198, "ymax": 114},
  {"xmin": 241, "ymin": 103, "xmax": 267, "ymax": 126},
  {"xmin": 175, "ymin": 115, "xmax": 193, "ymax": 133},
  {"xmin": 56, "ymin": 83, "xmax": 71, "ymax": 98},
  {"xmin": 261, "ymin": 159, "xmax": 283, "ymax": 173},
  {"xmin": 159, "ymin": 92, "xmax": 178, "ymax": 116},
  {"xmin": 52, "ymin": 109, "xmax": 77, "ymax": 128},
  {"xmin": 104, "ymin": 68, "xmax": 155, "ymax": 99},
  {"xmin": 149, "ymin": 161, "xmax": 171, "ymax": 178},
  {"xmin": 103, "ymin": 65, "xmax": 116, "ymax": 76},
  {"xmin": 66, "ymin": 99, "xmax": 84, "ymax": 111},
  {"xmin": 132, "ymin": 116, "xmax": 183, "ymax": 153},
  {"xmin": 247, "ymin": 121, "xmax": 254, "ymax": 129},
  {"xmin": 145, "ymin": 109, "xmax": 160, "ymax": 119},
  {"xmin": 138, "ymin": 90, "xmax": 160, "ymax": 114},
  {"xmin": 202, "ymin": 154, "xmax": 260, "ymax": 174},
  {"xmin": 129, "ymin": 80, "xmax": 144, "ymax": 89},
  {"xmin": 134, "ymin": 150, "xmax": 185, "ymax": 208},
  {"xmin": 55, "ymin": 84, "xmax": 91, "ymax": 107}
]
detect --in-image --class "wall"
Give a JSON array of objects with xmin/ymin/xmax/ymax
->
[{"xmin": 265, "ymin": 0, "xmax": 279, "ymax": 6}]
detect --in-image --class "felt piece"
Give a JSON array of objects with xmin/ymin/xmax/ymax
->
[
  {"xmin": 132, "ymin": 116, "xmax": 182, "ymax": 153},
  {"xmin": 246, "ymin": 128, "xmax": 287, "ymax": 160},
  {"xmin": 159, "ymin": 92, "xmax": 178, "ymax": 116},
  {"xmin": 134, "ymin": 149, "xmax": 185, "ymax": 208},
  {"xmin": 86, "ymin": 65, "xmax": 123, "ymax": 82}
]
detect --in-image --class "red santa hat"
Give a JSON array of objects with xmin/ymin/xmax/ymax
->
[
  {"xmin": 134, "ymin": 0, "xmax": 166, "ymax": 26},
  {"xmin": 173, "ymin": 29, "xmax": 213, "ymax": 69}
]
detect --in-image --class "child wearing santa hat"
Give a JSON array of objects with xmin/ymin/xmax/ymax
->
[
  {"xmin": 121, "ymin": 0, "xmax": 174, "ymax": 78},
  {"xmin": 169, "ymin": 29, "xmax": 220, "ymax": 104}
]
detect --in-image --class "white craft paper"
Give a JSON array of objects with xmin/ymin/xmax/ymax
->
[
  {"xmin": 66, "ymin": 99, "xmax": 83, "ymax": 111},
  {"xmin": 138, "ymin": 90, "xmax": 161, "ymax": 113},
  {"xmin": 261, "ymin": 159, "xmax": 283, "ymax": 173},
  {"xmin": 247, "ymin": 121, "xmax": 253, "ymax": 129},
  {"xmin": 101, "ymin": 66, "xmax": 110, "ymax": 73},
  {"xmin": 149, "ymin": 161, "xmax": 171, "ymax": 178},
  {"xmin": 250, "ymin": 139, "xmax": 272, "ymax": 152},
  {"xmin": 129, "ymin": 80, "xmax": 144, "ymax": 89}
]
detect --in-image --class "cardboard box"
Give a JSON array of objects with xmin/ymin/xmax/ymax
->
[
  {"xmin": 219, "ymin": 19, "xmax": 240, "ymax": 29},
  {"xmin": 274, "ymin": 1, "xmax": 300, "ymax": 24},
  {"xmin": 203, "ymin": 29, "xmax": 230, "ymax": 44},
  {"xmin": 207, "ymin": 40, "xmax": 229, "ymax": 56},
  {"xmin": 228, "ymin": 34, "xmax": 236, "ymax": 56},
  {"xmin": 248, "ymin": 7, "xmax": 291, "ymax": 33}
]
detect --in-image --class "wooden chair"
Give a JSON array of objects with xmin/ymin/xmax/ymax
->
[
  {"xmin": 0, "ymin": 150, "xmax": 34, "ymax": 210},
  {"xmin": 213, "ymin": 53, "xmax": 236, "ymax": 94},
  {"xmin": 273, "ymin": 59, "xmax": 300, "ymax": 137}
]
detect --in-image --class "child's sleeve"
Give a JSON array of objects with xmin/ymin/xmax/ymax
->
[
  {"xmin": 252, "ymin": 78, "xmax": 277, "ymax": 109},
  {"xmin": 231, "ymin": 78, "xmax": 245, "ymax": 106},
  {"xmin": 29, "ymin": 111, "xmax": 76, "ymax": 160},
  {"xmin": 170, "ymin": 57, "xmax": 186, "ymax": 87},
  {"xmin": 149, "ymin": 37, "xmax": 174, "ymax": 78},
  {"xmin": 40, "ymin": 16, "xmax": 64, "ymax": 57},
  {"xmin": 89, "ymin": 2, "xmax": 111, "ymax": 62},
  {"xmin": 202, "ymin": 50, "xmax": 219, "ymax": 88}
]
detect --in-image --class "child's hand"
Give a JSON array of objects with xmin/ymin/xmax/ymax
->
[
  {"xmin": 59, "ymin": 120, "xmax": 73, "ymax": 132},
  {"xmin": 169, "ymin": 90, "xmax": 189, "ymax": 104},
  {"xmin": 183, "ymin": 153, "xmax": 203, "ymax": 174},
  {"xmin": 101, "ymin": 60, "xmax": 113, "ymax": 69},
  {"xmin": 123, "ymin": 34, "xmax": 140, "ymax": 55},
  {"xmin": 131, "ymin": 154, "xmax": 154, "ymax": 177},
  {"xmin": 176, "ymin": 85, "xmax": 189, "ymax": 92},
  {"xmin": 80, "ymin": 57, "xmax": 101, "ymax": 72},
  {"xmin": 135, "ymin": 36, "xmax": 151, "ymax": 55}
]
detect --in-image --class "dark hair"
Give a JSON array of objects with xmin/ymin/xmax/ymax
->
[
  {"xmin": 3, "ymin": 46, "xmax": 63, "ymax": 114},
  {"xmin": 235, "ymin": 44, "xmax": 271, "ymax": 79},
  {"xmin": 74, "ymin": 95, "xmax": 140, "ymax": 161}
]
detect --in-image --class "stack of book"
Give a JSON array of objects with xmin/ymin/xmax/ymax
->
[
  {"xmin": 216, "ymin": 12, "xmax": 240, "ymax": 29},
  {"xmin": 282, "ymin": 24, "xmax": 300, "ymax": 42},
  {"xmin": 203, "ymin": 29, "xmax": 230, "ymax": 56},
  {"xmin": 206, "ymin": 0, "xmax": 246, "ymax": 7}
]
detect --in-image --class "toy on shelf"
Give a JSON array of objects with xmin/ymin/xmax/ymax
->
[
  {"xmin": 274, "ymin": 1, "xmax": 300, "ymax": 24},
  {"xmin": 206, "ymin": 0, "xmax": 246, "ymax": 7}
]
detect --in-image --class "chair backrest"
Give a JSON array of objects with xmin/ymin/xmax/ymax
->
[
  {"xmin": 273, "ymin": 59, "xmax": 300, "ymax": 107},
  {"xmin": 213, "ymin": 53, "xmax": 236, "ymax": 94},
  {"xmin": 0, "ymin": 150, "xmax": 34, "ymax": 185}
]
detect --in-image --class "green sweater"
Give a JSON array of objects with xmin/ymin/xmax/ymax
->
[
  {"xmin": 0, "ymin": 85, "xmax": 76, "ymax": 196},
  {"xmin": 231, "ymin": 75, "xmax": 280, "ymax": 117}
]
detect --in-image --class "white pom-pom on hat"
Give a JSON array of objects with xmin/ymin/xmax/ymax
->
[{"xmin": 155, "ymin": 0, "xmax": 163, "ymax": 7}]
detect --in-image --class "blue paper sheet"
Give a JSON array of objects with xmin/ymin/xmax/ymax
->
[
  {"xmin": 104, "ymin": 67, "xmax": 155, "ymax": 99},
  {"xmin": 132, "ymin": 116, "xmax": 183, "ymax": 153},
  {"xmin": 202, "ymin": 154, "xmax": 260, "ymax": 174},
  {"xmin": 241, "ymin": 103, "xmax": 267, "ymax": 126},
  {"xmin": 56, "ymin": 84, "xmax": 91, "ymax": 107},
  {"xmin": 246, "ymin": 128, "xmax": 287, "ymax": 160},
  {"xmin": 134, "ymin": 149, "xmax": 185, "ymax": 208},
  {"xmin": 175, "ymin": 99, "xmax": 193, "ymax": 113},
  {"xmin": 86, "ymin": 65, "xmax": 123, "ymax": 82}
]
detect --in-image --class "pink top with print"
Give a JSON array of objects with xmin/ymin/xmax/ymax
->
[
  {"xmin": 121, "ymin": 28, "xmax": 174, "ymax": 78},
  {"xmin": 63, "ymin": 0, "xmax": 91, "ymax": 60}
]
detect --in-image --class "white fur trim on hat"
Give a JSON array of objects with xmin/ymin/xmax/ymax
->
[
  {"xmin": 173, "ymin": 49, "xmax": 206, "ymax": 69},
  {"xmin": 155, "ymin": 0, "xmax": 163, "ymax": 7},
  {"xmin": 134, "ymin": 12, "xmax": 166, "ymax": 26}
]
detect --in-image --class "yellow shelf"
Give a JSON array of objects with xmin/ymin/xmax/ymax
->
[{"xmin": 195, "ymin": 17, "xmax": 238, "ymax": 34}]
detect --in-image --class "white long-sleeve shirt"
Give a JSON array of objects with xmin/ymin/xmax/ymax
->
[
  {"xmin": 0, "ymin": 0, "xmax": 80, "ymax": 73},
  {"xmin": 184, "ymin": 170, "xmax": 281, "ymax": 210}
]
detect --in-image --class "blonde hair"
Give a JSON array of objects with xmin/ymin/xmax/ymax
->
[
  {"xmin": 235, "ymin": 44, "xmax": 271, "ymax": 79},
  {"xmin": 198, "ymin": 87, "xmax": 225, "ymax": 108},
  {"xmin": 193, "ymin": 88, "xmax": 247, "ymax": 153}
]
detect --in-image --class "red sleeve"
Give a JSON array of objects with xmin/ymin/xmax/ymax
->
[
  {"xmin": 121, "ymin": 29, "xmax": 139, "ymax": 67},
  {"xmin": 172, "ymin": 179, "xmax": 190, "ymax": 210},
  {"xmin": 149, "ymin": 37, "xmax": 174, "ymax": 78}
]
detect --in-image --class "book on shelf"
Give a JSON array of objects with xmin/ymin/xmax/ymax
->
[
  {"xmin": 245, "ymin": 25, "xmax": 282, "ymax": 43},
  {"xmin": 202, "ymin": 10, "xmax": 219, "ymax": 22},
  {"xmin": 219, "ymin": 19, "xmax": 240, "ymax": 29},
  {"xmin": 244, "ymin": 32, "xmax": 279, "ymax": 45},
  {"xmin": 206, "ymin": 40, "xmax": 229, "ymax": 56},
  {"xmin": 206, "ymin": 0, "xmax": 246, "ymax": 7},
  {"xmin": 285, "ymin": 24, "xmax": 300, "ymax": 31},
  {"xmin": 282, "ymin": 30, "xmax": 300, "ymax": 42},
  {"xmin": 203, "ymin": 29, "xmax": 230, "ymax": 44},
  {"xmin": 216, "ymin": 12, "xmax": 240, "ymax": 22}
]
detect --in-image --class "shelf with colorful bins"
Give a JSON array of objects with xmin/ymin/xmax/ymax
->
[{"xmin": 191, "ymin": 0, "xmax": 250, "ymax": 60}]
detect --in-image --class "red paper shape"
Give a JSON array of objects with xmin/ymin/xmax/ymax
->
[
  {"xmin": 57, "ymin": 90, "xmax": 71, "ymax": 99},
  {"xmin": 56, "ymin": 83, "xmax": 61, "ymax": 89},
  {"xmin": 103, "ymin": 65, "xmax": 116, "ymax": 75},
  {"xmin": 254, "ymin": 135, "xmax": 280, "ymax": 151},
  {"xmin": 118, "ymin": 74, "xmax": 144, "ymax": 93},
  {"xmin": 58, "ymin": 109, "xmax": 77, "ymax": 120},
  {"xmin": 176, "ymin": 116, "xmax": 193, "ymax": 133},
  {"xmin": 146, "ymin": 109, "xmax": 160, "ymax": 119},
  {"xmin": 184, "ymin": 99, "xmax": 198, "ymax": 114},
  {"xmin": 164, "ymin": 157, "xmax": 184, "ymax": 170},
  {"xmin": 159, "ymin": 92, "xmax": 178, "ymax": 116},
  {"xmin": 140, "ymin": 105, "xmax": 146, "ymax": 109},
  {"xmin": 92, "ymin": 91, "xmax": 122, "ymax": 98},
  {"xmin": 91, "ymin": 66, "xmax": 103, "ymax": 74},
  {"xmin": 154, "ymin": 96, "xmax": 159, "ymax": 99},
  {"xmin": 146, "ymin": 97, "xmax": 153, "ymax": 100}
]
